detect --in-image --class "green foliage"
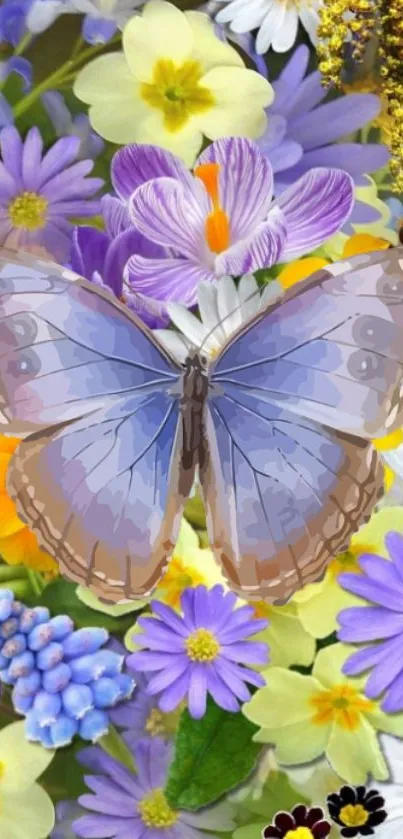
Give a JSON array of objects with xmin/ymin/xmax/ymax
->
[
  {"xmin": 98, "ymin": 725, "xmax": 137, "ymax": 774},
  {"xmin": 164, "ymin": 697, "xmax": 262, "ymax": 811},
  {"xmin": 38, "ymin": 578, "xmax": 139, "ymax": 635}
]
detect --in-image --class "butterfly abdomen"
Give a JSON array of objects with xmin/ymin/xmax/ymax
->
[{"xmin": 181, "ymin": 354, "xmax": 209, "ymax": 472}]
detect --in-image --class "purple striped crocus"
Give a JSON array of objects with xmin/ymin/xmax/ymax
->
[{"xmin": 111, "ymin": 136, "xmax": 354, "ymax": 307}]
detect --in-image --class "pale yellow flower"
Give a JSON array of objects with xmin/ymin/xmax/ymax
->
[
  {"xmin": 243, "ymin": 644, "xmax": 403, "ymax": 785},
  {"xmin": 73, "ymin": 0, "xmax": 273, "ymax": 164},
  {"xmin": 294, "ymin": 507, "xmax": 403, "ymax": 639},
  {"xmin": 0, "ymin": 721, "xmax": 55, "ymax": 839},
  {"xmin": 251, "ymin": 601, "xmax": 315, "ymax": 669}
]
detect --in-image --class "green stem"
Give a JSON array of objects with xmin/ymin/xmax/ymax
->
[
  {"xmin": 99, "ymin": 725, "xmax": 137, "ymax": 774},
  {"xmin": 26, "ymin": 568, "xmax": 45, "ymax": 598},
  {"xmin": 13, "ymin": 32, "xmax": 33, "ymax": 57}
]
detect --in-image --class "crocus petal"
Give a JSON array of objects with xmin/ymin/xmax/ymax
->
[
  {"xmin": 197, "ymin": 137, "xmax": 274, "ymax": 240},
  {"xmin": 125, "ymin": 254, "xmax": 214, "ymax": 306},
  {"xmin": 101, "ymin": 195, "xmax": 131, "ymax": 236},
  {"xmin": 71, "ymin": 226, "xmax": 110, "ymax": 282},
  {"xmin": 216, "ymin": 206, "xmax": 286, "ymax": 275},
  {"xmin": 276, "ymin": 168, "xmax": 354, "ymax": 260},
  {"xmin": 105, "ymin": 227, "xmax": 165, "ymax": 297},
  {"xmin": 129, "ymin": 177, "xmax": 207, "ymax": 260},
  {"xmin": 111, "ymin": 143, "xmax": 194, "ymax": 200}
]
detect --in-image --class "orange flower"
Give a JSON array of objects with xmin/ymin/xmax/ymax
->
[{"xmin": 0, "ymin": 436, "xmax": 58, "ymax": 576}]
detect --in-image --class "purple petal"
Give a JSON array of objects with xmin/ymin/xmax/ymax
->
[
  {"xmin": 289, "ymin": 94, "xmax": 381, "ymax": 149},
  {"xmin": 358, "ymin": 554, "xmax": 402, "ymax": 588},
  {"xmin": 338, "ymin": 573, "xmax": 403, "ymax": 612},
  {"xmin": 42, "ymin": 217, "xmax": 72, "ymax": 262},
  {"xmin": 385, "ymin": 532, "xmax": 403, "ymax": 582},
  {"xmin": 126, "ymin": 254, "xmax": 214, "ymax": 307},
  {"xmin": 188, "ymin": 664, "xmax": 208, "ymax": 718},
  {"xmin": 342, "ymin": 642, "xmax": 387, "ymax": 676},
  {"xmin": 73, "ymin": 815, "xmax": 134, "ymax": 838},
  {"xmin": 276, "ymin": 167, "xmax": 354, "ymax": 260},
  {"xmin": 206, "ymin": 664, "xmax": 241, "ymax": 712},
  {"xmin": 150, "ymin": 601, "xmax": 189, "ymax": 636},
  {"xmin": 273, "ymin": 69, "xmax": 326, "ymax": 121},
  {"xmin": 216, "ymin": 206, "xmax": 286, "ymax": 275},
  {"xmin": 0, "ymin": 95, "xmax": 13, "ymax": 128},
  {"xmin": 129, "ymin": 177, "xmax": 206, "ymax": 260},
  {"xmin": 266, "ymin": 140, "xmax": 303, "ymax": 174},
  {"xmin": 219, "ymin": 641, "xmax": 269, "ymax": 665},
  {"xmin": 0, "ymin": 125, "xmax": 23, "ymax": 189},
  {"xmin": 158, "ymin": 671, "xmax": 190, "ymax": 713},
  {"xmin": 337, "ymin": 606, "xmax": 403, "ymax": 642},
  {"xmin": 197, "ymin": 136, "xmax": 274, "ymax": 240},
  {"xmin": 37, "ymin": 135, "xmax": 81, "ymax": 186},
  {"xmin": 382, "ymin": 671, "xmax": 403, "ymax": 713},
  {"xmin": 71, "ymin": 226, "xmax": 110, "ymax": 283},
  {"xmin": 365, "ymin": 639, "xmax": 403, "ymax": 698},
  {"xmin": 125, "ymin": 290, "xmax": 169, "ymax": 329},
  {"xmin": 40, "ymin": 159, "xmax": 96, "ymax": 200},
  {"xmin": 347, "ymin": 199, "xmax": 383, "ymax": 225},
  {"xmin": 213, "ymin": 659, "xmax": 252, "ymax": 701},
  {"xmin": 105, "ymin": 228, "xmax": 163, "ymax": 298},
  {"xmin": 82, "ymin": 14, "xmax": 117, "ymax": 45},
  {"xmin": 145, "ymin": 655, "xmax": 189, "ymax": 694},
  {"xmin": 21, "ymin": 126, "xmax": 43, "ymax": 192},
  {"xmin": 101, "ymin": 195, "xmax": 131, "ymax": 236},
  {"xmin": 112, "ymin": 143, "xmax": 194, "ymax": 200},
  {"xmin": 5, "ymin": 57, "xmax": 32, "ymax": 93},
  {"xmin": 279, "ymin": 144, "xmax": 389, "ymax": 182},
  {"xmin": 274, "ymin": 45, "xmax": 310, "ymax": 100}
]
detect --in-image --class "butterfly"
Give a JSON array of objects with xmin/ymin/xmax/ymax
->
[{"xmin": 1, "ymin": 246, "xmax": 403, "ymax": 604}]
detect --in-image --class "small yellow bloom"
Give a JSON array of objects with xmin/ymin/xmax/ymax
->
[
  {"xmin": 155, "ymin": 518, "xmax": 225, "ymax": 608},
  {"xmin": 73, "ymin": 0, "xmax": 273, "ymax": 164},
  {"xmin": 342, "ymin": 233, "xmax": 390, "ymax": 258},
  {"xmin": 0, "ymin": 436, "xmax": 58, "ymax": 576},
  {"xmin": 277, "ymin": 257, "xmax": 330, "ymax": 289},
  {"xmin": 243, "ymin": 644, "xmax": 403, "ymax": 784}
]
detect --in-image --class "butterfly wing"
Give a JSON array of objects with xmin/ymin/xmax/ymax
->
[
  {"xmin": 210, "ymin": 249, "xmax": 403, "ymax": 438},
  {"xmin": 201, "ymin": 248, "xmax": 402, "ymax": 601},
  {"xmin": 0, "ymin": 249, "xmax": 190, "ymax": 601}
]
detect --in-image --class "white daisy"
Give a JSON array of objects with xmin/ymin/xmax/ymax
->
[
  {"xmin": 154, "ymin": 275, "xmax": 283, "ymax": 363},
  {"xmin": 215, "ymin": 0, "xmax": 322, "ymax": 55}
]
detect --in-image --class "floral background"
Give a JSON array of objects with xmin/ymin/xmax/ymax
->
[{"xmin": 0, "ymin": 1, "xmax": 402, "ymax": 837}]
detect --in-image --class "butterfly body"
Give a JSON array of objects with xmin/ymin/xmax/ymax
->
[{"xmin": 1, "ymin": 247, "xmax": 403, "ymax": 603}]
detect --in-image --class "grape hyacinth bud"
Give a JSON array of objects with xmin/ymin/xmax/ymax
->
[{"xmin": 0, "ymin": 590, "xmax": 135, "ymax": 749}]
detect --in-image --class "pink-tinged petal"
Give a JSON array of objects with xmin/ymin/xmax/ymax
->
[
  {"xmin": 275, "ymin": 167, "xmax": 354, "ymax": 261},
  {"xmin": 111, "ymin": 143, "xmax": 194, "ymax": 200},
  {"xmin": 129, "ymin": 177, "xmax": 207, "ymax": 261},
  {"xmin": 21, "ymin": 127, "xmax": 43, "ymax": 192},
  {"xmin": 216, "ymin": 206, "xmax": 286, "ymax": 276},
  {"xmin": 125, "ymin": 254, "xmax": 214, "ymax": 307},
  {"xmin": 197, "ymin": 136, "xmax": 273, "ymax": 240}
]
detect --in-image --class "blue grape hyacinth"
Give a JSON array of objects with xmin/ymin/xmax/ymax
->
[{"xmin": 0, "ymin": 590, "xmax": 135, "ymax": 748}]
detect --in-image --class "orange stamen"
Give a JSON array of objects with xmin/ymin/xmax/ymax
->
[
  {"xmin": 194, "ymin": 162, "xmax": 220, "ymax": 207},
  {"xmin": 205, "ymin": 209, "xmax": 230, "ymax": 254}
]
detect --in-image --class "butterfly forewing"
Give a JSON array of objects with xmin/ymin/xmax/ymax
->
[{"xmin": 0, "ymin": 249, "xmax": 193, "ymax": 602}]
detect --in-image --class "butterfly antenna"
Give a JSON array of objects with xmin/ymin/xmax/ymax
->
[{"xmin": 197, "ymin": 279, "xmax": 282, "ymax": 356}]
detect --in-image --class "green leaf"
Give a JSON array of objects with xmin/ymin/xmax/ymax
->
[
  {"xmin": 164, "ymin": 697, "xmax": 262, "ymax": 811},
  {"xmin": 38, "ymin": 578, "xmax": 138, "ymax": 635},
  {"xmin": 99, "ymin": 725, "xmax": 137, "ymax": 774}
]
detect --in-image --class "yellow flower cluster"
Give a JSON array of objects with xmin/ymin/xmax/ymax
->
[{"xmin": 378, "ymin": 0, "xmax": 403, "ymax": 194}]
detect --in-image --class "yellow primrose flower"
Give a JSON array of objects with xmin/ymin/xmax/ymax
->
[
  {"xmin": 0, "ymin": 436, "xmax": 58, "ymax": 577},
  {"xmin": 243, "ymin": 643, "xmax": 403, "ymax": 785},
  {"xmin": 0, "ymin": 721, "xmax": 55, "ymax": 839},
  {"xmin": 154, "ymin": 518, "xmax": 225, "ymax": 608},
  {"xmin": 252, "ymin": 601, "xmax": 315, "ymax": 669},
  {"xmin": 74, "ymin": 0, "xmax": 273, "ymax": 164},
  {"xmin": 294, "ymin": 507, "xmax": 403, "ymax": 639}
]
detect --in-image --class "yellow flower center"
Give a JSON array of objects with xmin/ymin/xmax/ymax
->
[
  {"xmin": 185, "ymin": 627, "xmax": 220, "ymax": 661},
  {"xmin": 140, "ymin": 58, "xmax": 215, "ymax": 132},
  {"xmin": 8, "ymin": 192, "xmax": 48, "ymax": 230},
  {"xmin": 339, "ymin": 804, "xmax": 369, "ymax": 828},
  {"xmin": 310, "ymin": 684, "xmax": 375, "ymax": 730},
  {"xmin": 144, "ymin": 706, "xmax": 182, "ymax": 738},
  {"xmin": 194, "ymin": 162, "xmax": 231, "ymax": 254},
  {"xmin": 372, "ymin": 428, "xmax": 403, "ymax": 451},
  {"xmin": 156, "ymin": 556, "xmax": 204, "ymax": 608},
  {"xmin": 252, "ymin": 600, "xmax": 272, "ymax": 620},
  {"xmin": 138, "ymin": 788, "xmax": 177, "ymax": 828},
  {"xmin": 328, "ymin": 549, "xmax": 362, "ymax": 578},
  {"xmin": 284, "ymin": 829, "xmax": 315, "ymax": 839}
]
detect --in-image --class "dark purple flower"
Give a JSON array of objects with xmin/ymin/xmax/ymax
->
[
  {"xmin": 258, "ymin": 45, "xmax": 389, "ymax": 232},
  {"xmin": 112, "ymin": 136, "xmax": 353, "ymax": 308},
  {"xmin": 0, "ymin": 125, "xmax": 103, "ymax": 261},
  {"xmin": 128, "ymin": 584, "xmax": 269, "ymax": 719},
  {"xmin": 337, "ymin": 531, "xmax": 403, "ymax": 713},
  {"xmin": 327, "ymin": 785, "xmax": 387, "ymax": 837},
  {"xmin": 67, "ymin": 738, "xmax": 236, "ymax": 838},
  {"xmin": 263, "ymin": 804, "xmax": 331, "ymax": 838}
]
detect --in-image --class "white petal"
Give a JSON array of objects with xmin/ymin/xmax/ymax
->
[
  {"xmin": 216, "ymin": 275, "xmax": 243, "ymax": 338},
  {"xmin": 198, "ymin": 282, "xmax": 226, "ymax": 345},
  {"xmin": 259, "ymin": 279, "xmax": 284, "ymax": 308},
  {"xmin": 153, "ymin": 329, "xmax": 190, "ymax": 363},
  {"xmin": 272, "ymin": 6, "xmax": 299, "ymax": 52},
  {"xmin": 299, "ymin": 4, "xmax": 320, "ymax": 44},
  {"xmin": 167, "ymin": 302, "xmax": 210, "ymax": 348},
  {"xmin": 238, "ymin": 273, "xmax": 260, "ymax": 320},
  {"xmin": 255, "ymin": 1, "xmax": 285, "ymax": 54}
]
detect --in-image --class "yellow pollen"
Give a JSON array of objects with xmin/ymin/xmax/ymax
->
[
  {"xmin": 144, "ymin": 706, "xmax": 182, "ymax": 738},
  {"xmin": 339, "ymin": 804, "xmax": 369, "ymax": 828},
  {"xmin": 310, "ymin": 684, "xmax": 375, "ymax": 730},
  {"xmin": 8, "ymin": 191, "xmax": 48, "ymax": 230},
  {"xmin": 328, "ymin": 549, "xmax": 363, "ymax": 578},
  {"xmin": 251, "ymin": 600, "xmax": 272, "ymax": 620},
  {"xmin": 140, "ymin": 59, "xmax": 215, "ymax": 133},
  {"xmin": 284, "ymin": 829, "xmax": 315, "ymax": 839},
  {"xmin": 185, "ymin": 627, "xmax": 220, "ymax": 661},
  {"xmin": 138, "ymin": 788, "xmax": 177, "ymax": 828},
  {"xmin": 156, "ymin": 556, "xmax": 204, "ymax": 609}
]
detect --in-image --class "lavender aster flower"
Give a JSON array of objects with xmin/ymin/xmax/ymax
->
[
  {"xmin": 115, "ymin": 136, "xmax": 353, "ymax": 306},
  {"xmin": 258, "ymin": 46, "xmax": 389, "ymax": 231},
  {"xmin": 110, "ymin": 669, "xmax": 182, "ymax": 745},
  {"xmin": 41, "ymin": 91, "xmax": 104, "ymax": 161},
  {"xmin": 337, "ymin": 531, "xmax": 403, "ymax": 713},
  {"xmin": 129, "ymin": 584, "xmax": 269, "ymax": 719},
  {"xmin": 70, "ymin": 737, "xmax": 236, "ymax": 839},
  {"xmin": 0, "ymin": 126, "xmax": 103, "ymax": 261}
]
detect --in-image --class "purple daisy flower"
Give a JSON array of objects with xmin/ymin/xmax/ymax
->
[
  {"xmin": 128, "ymin": 585, "xmax": 269, "ymax": 719},
  {"xmin": 110, "ymin": 669, "xmax": 182, "ymax": 746},
  {"xmin": 69, "ymin": 737, "xmax": 236, "ymax": 839},
  {"xmin": 0, "ymin": 125, "xmax": 103, "ymax": 262},
  {"xmin": 114, "ymin": 136, "xmax": 353, "ymax": 307},
  {"xmin": 337, "ymin": 531, "xmax": 403, "ymax": 713},
  {"xmin": 259, "ymin": 45, "xmax": 389, "ymax": 232}
]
